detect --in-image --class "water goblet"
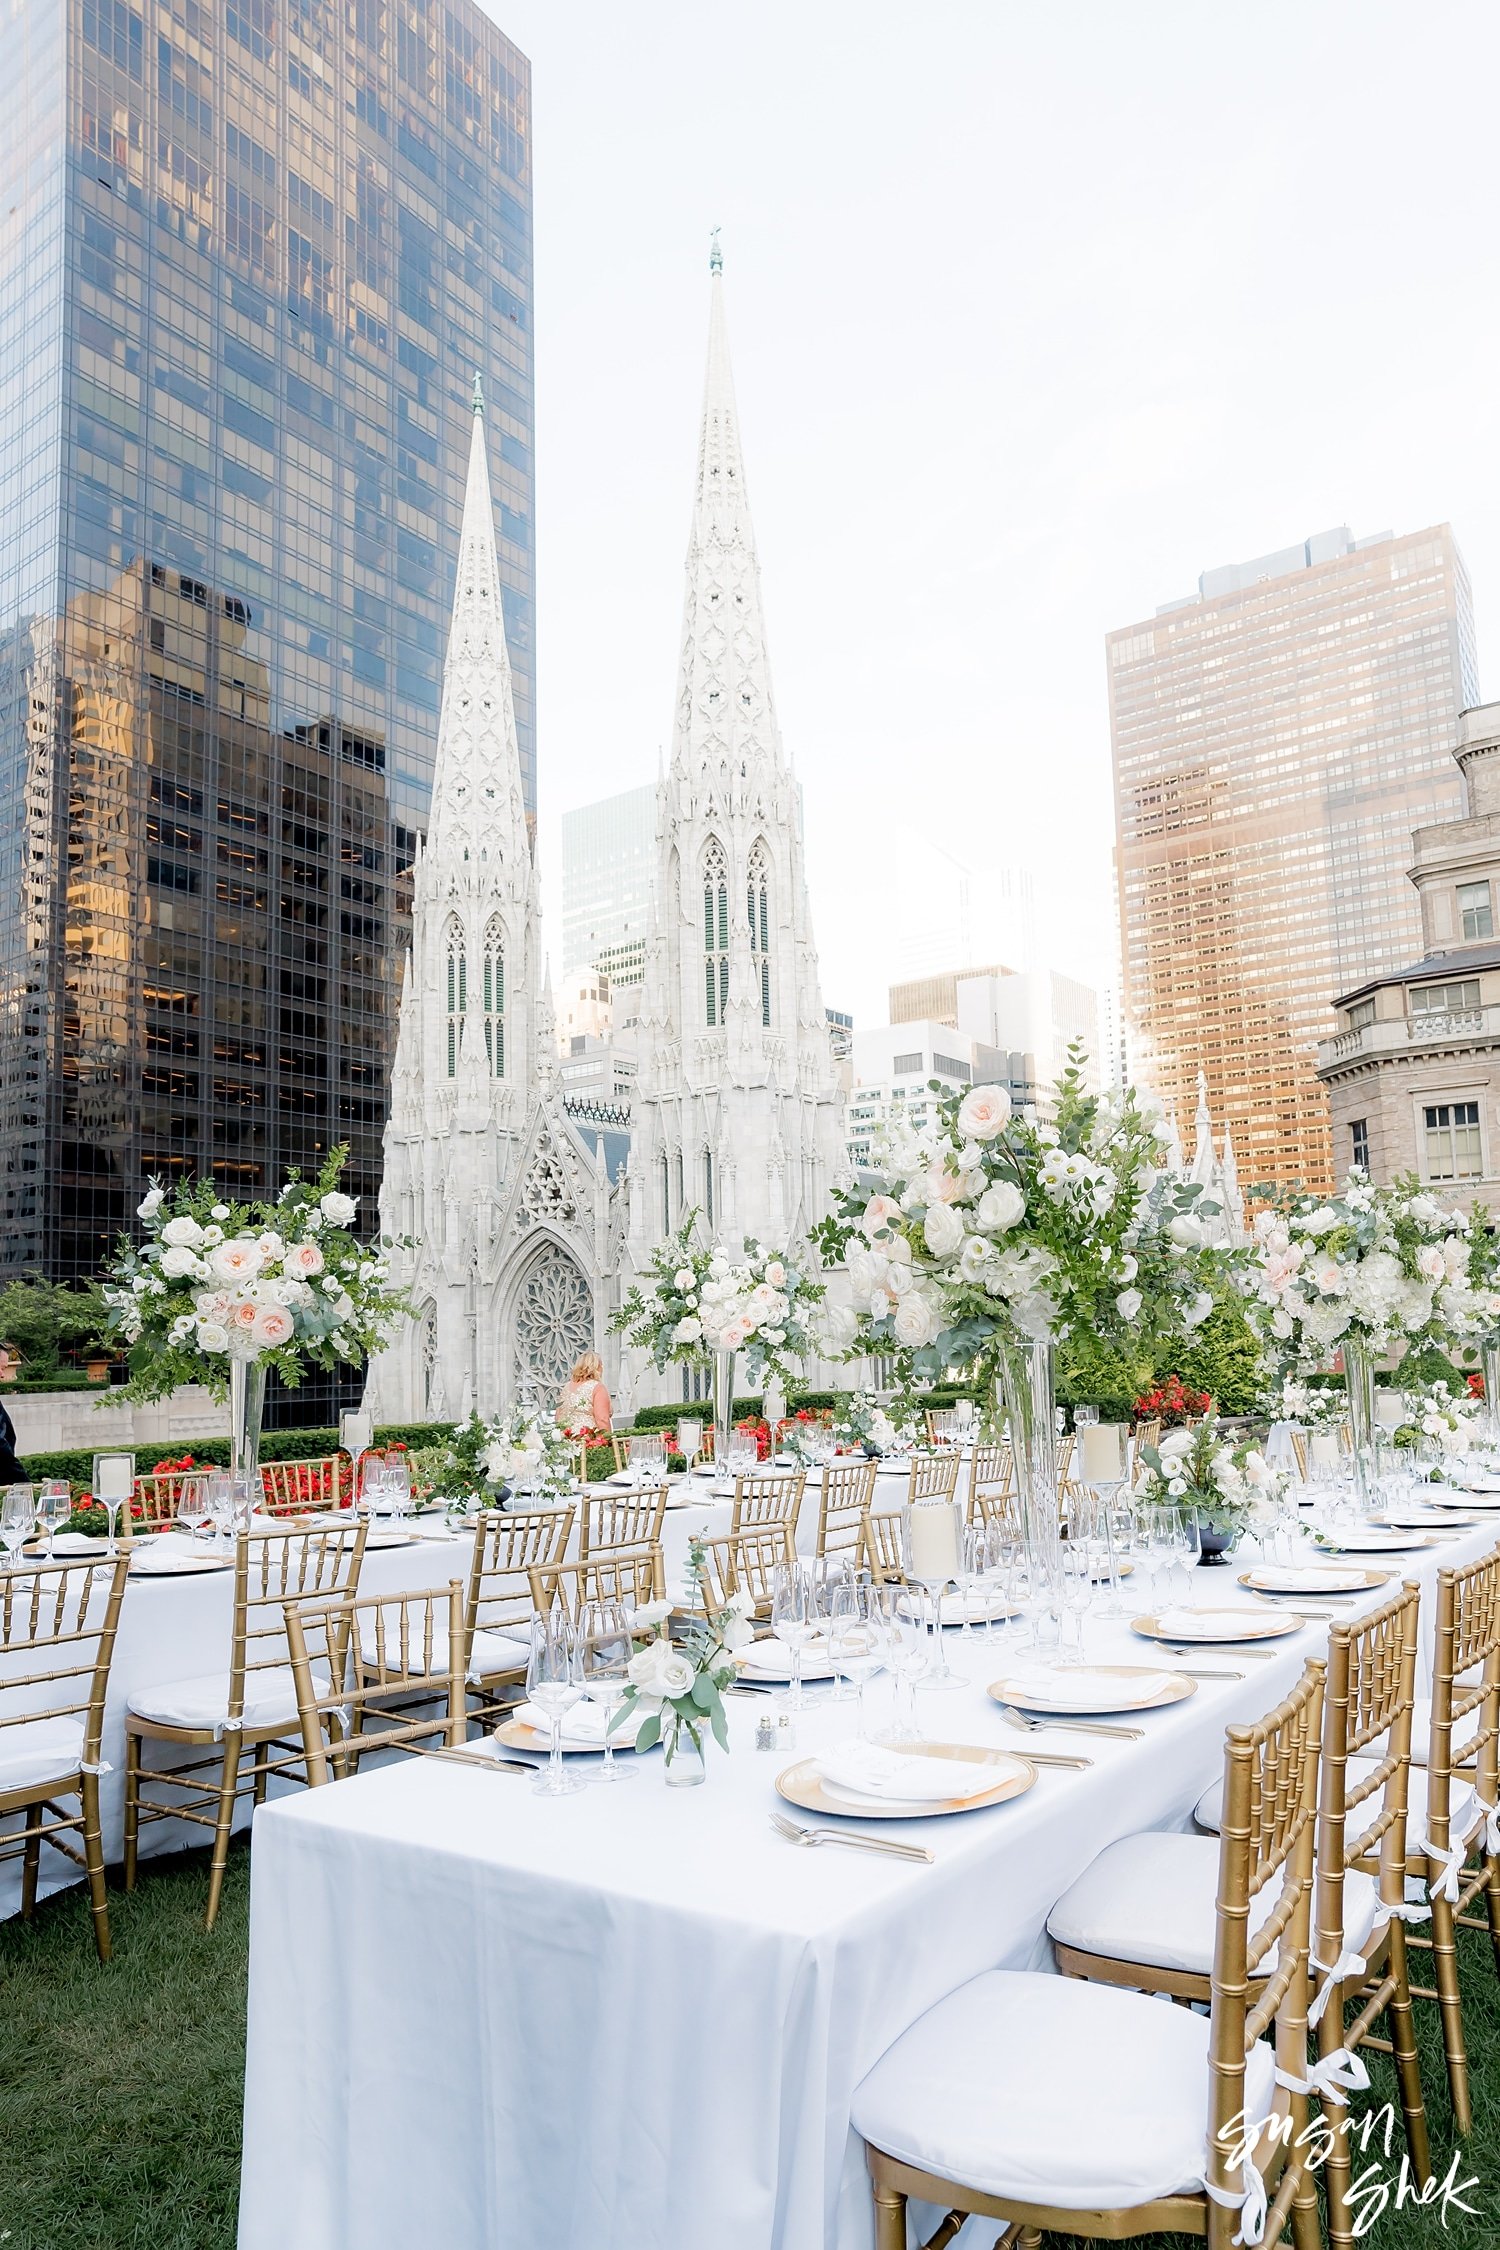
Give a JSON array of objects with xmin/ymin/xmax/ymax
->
[
  {"xmin": 527, "ymin": 1607, "xmax": 584, "ymax": 1797},
  {"xmin": 176, "ymin": 1474, "xmax": 213, "ymax": 1545},
  {"xmin": 829, "ymin": 1582, "xmax": 886, "ymax": 1739},
  {"xmin": 771, "ymin": 1561, "xmax": 820, "ymax": 1714},
  {"xmin": 877, "ymin": 1583, "xmax": 927, "ymax": 1742},
  {"xmin": 577, "ymin": 1598, "xmax": 635, "ymax": 1785},
  {"xmin": 1, "ymin": 1486, "xmax": 35, "ymax": 1567},
  {"xmin": 38, "ymin": 1480, "xmax": 72, "ymax": 1562}
]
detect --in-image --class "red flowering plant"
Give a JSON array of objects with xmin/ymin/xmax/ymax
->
[
  {"xmin": 735, "ymin": 1415, "xmax": 773, "ymax": 1462},
  {"xmin": 1132, "ymin": 1374, "xmax": 1212, "ymax": 1429},
  {"xmin": 1468, "ymin": 1371, "xmax": 1486, "ymax": 1402}
]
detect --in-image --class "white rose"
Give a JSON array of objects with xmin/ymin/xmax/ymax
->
[
  {"xmin": 765, "ymin": 1260, "xmax": 786, "ymax": 1287},
  {"xmin": 860, "ymin": 1194, "xmax": 903, "ymax": 1240},
  {"xmin": 137, "ymin": 1188, "xmax": 165, "ymax": 1221},
  {"xmin": 923, "ymin": 1201, "xmax": 965, "ymax": 1258},
  {"xmin": 1158, "ymin": 1428, "xmax": 1194, "ymax": 1460},
  {"xmin": 210, "ymin": 1239, "xmax": 264, "ymax": 1283},
  {"xmin": 673, "ymin": 1316, "xmax": 703, "ymax": 1345},
  {"xmin": 956, "ymin": 1083, "xmax": 1011, "ymax": 1140},
  {"xmin": 892, "ymin": 1293, "xmax": 939, "ymax": 1348},
  {"xmin": 673, "ymin": 1268, "xmax": 695, "ymax": 1291},
  {"xmin": 974, "ymin": 1180, "xmax": 1025, "ymax": 1234},
  {"xmin": 196, "ymin": 1321, "xmax": 229, "ymax": 1353},
  {"xmin": 626, "ymin": 1640, "xmax": 695, "ymax": 1703},
  {"xmin": 1115, "ymin": 1288, "xmax": 1142, "ymax": 1320},
  {"xmin": 1168, "ymin": 1215, "xmax": 1203, "ymax": 1248},
  {"xmin": 161, "ymin": 1215, "xmax": 204, "ymax": 1248},
  {"xmin": 819, "ymin": 1301, "xmax": 859, "ymax": 1354},
  {"xmin": 320, "ymin": 1192, "xmax": 358, "ymax": 1225},
  {"xmin": 202, "ymin": 1226, "xmax": 224, "ymax": 1247},
  {"xmin": 158, "ymin": 1244, "xmax": 199, "ymax": 1278}
]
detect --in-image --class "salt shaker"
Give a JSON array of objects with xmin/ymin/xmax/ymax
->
[{"xmin": 755, "ymin": 1712, "xmax": 776, "ymax": 1752}]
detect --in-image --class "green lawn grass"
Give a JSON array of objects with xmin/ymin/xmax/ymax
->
[{"xmin": 2, "ymin": 1848, "xmax": 1499, "ymax": 2247}]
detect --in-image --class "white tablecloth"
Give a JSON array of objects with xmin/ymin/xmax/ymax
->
[
  {"xmin": 239, "ymin": 1508, "xmax": 1500, "ymax": 2250},
  {"xmin": 2, "ymin": 1525, "xmax": 476, "ymax": 1917}
]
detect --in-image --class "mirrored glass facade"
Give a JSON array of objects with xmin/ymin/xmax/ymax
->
[{"xmin": 0, "ymin": 0, "xmax": 534, "ymax": 1326}]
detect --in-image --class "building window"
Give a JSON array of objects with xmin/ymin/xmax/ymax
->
[
  {"xmin": 444, "ymin": 917, "xmax": 465, "ymax": 1077},
  {"xmin": 1347, "ymin": 1000, "xmax": 1374, "ymax": 1030},
  {"xmin": 1350, "ymin": 1118, "xmax": 1369, "ymax": 1171},
  {"xmin": 702, "ymin": 840, "xmax": 729, "ymax": 1027},
  {"xmin": 1410, "ymin": 978, "xmax": 1481, "ymax": 1017},
  {"xmin": 747, "ymin": 840, "xmax": 771, "ymax": 1027},
  {"xmin": 892, "ymin": 1051, "xmax": 923, "ymax": 1076},
  {"xmin": 659, "ymin": 1153, "xmax": 670, "ymax": 1233},
  {"xmin": 703, "ymin": 1149, "xmax": 714, "ymax": 1225},
  {"xmin": 1424, "ymin": 1101, "xmax": 1483, "ymax": 1181},
  {"xmin": 932, "ymin": 1051, "xmax": 973, "ymax": 1084},
  {"xmin": 1459, "ymin": 881, "xmax": 1494, "ymax": 941},
  {"xmin": 482, "ymin": 917, "xmax": 504, "ymax": 1077}
]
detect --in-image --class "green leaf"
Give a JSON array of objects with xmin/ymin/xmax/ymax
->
[
  {"xmin": 633, "ymin": 1710, "xmax": 662, "ymax": 1753},
  {"xmin": 710, "ymin": 1701, "xmax": 729, "ymax": 1753},
  {"xmin": 691, "ymin": 1672, "xmax": 716, "ymax": 1711}
]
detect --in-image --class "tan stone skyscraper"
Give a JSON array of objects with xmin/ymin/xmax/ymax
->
[{"xmin": 1109, "ymin": 526, "xmax": 1479, "ymax": 1194}]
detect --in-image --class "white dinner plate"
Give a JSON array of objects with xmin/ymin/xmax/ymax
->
[
  {"xmin": 734, "ymin": 1641, "xmax": 840, "ymax": 1683},
  {"xmin": 988, "ymin": 1663, "xmax": 1195, "ymax": 1715},
  {"xmin": 1313, "ymin": 1529, "xmax": 1435, "ymax": 1554},
  {"xmin": 1132, "ymin": 1607, "xmax": 1306, "ymax": 1644},
  {"xmin": 1238, "ymin": 1563, "xmax": 1391, "ymax": 1595},
  {"xmin": 777, "ymin": 1742, "xmax": 1034, "ymax": 1820}
]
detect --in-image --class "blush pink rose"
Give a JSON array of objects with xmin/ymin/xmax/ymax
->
[
  {"xmin": 250, "ymin": 1305, "xmax": 295, "ymax": 1349},
  {"xmin": 284, "ymin": 1241, "xmax": 325, "ymax": 1277}
]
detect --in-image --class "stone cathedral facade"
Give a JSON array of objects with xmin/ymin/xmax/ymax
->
[{"xmin": 367, "ymin": 257, "xmax": 847, "ymax": 1423}]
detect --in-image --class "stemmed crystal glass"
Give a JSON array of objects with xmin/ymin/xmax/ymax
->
[
  {"xmin": 577, "ymin": 1598, "xmax": 635, "ymax": 1785},
  {"xmin": 877, "ymin": 1582, "xmax": 927, "ymax": 1742},
  {"xmin": 631, "ymin": 1432, "xmax": 665, "ymax": 1490},
  {"xmin": 207, "ymin": 1470, "xmax": 235, "ymax": 1550},
  {"xmin": 176, "ymin": 1474, "xmax": 213, "ymax": 1545},
  {"xmin": 1, "ymin": 1487, "xmax": 35, "ymax": 1567},
  {"xmin": 38, "ymin": 1480, "xmax": 72, "ymax": 1562},
  {"xmin": 771, "ymin": 1560, "xmax": 821, "ymax": 1713},
  {"xmin": 1056, "ymin": 1534, "xmax": 1094, "ymax": 1665},
  {"xmin": 829, "ymin": 1580, "xmax": 886, "ymax": 1739},
  {"xmin": 905, "ymin": 1499, "xmax": 969, "ymax": 1688},
  {"xmin": 527, "ymin": 1607, "xmax": 584, "ymax": 1797}
]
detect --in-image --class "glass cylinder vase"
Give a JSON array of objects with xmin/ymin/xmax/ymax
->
[
  {"xmin": 663, "ymin": 1716, "xmax": 706, "ymax": 1788},
  {"xmin": 1484, "ymin": 1341, "xmax": 1500, "ymax": 1446},
  {"xmin": 229, "ymin": 1352, "xmax": 268, "ymax": 1482},
  {"xmin": 997, "ymin": 1332, "xmax": 1063, "ymax": 1587},
  {"xmin": 711, "ymin": 1349, "xmax": 737, "ymax": 1470},
  {"xmin": 1341, "ymin": 1331, "xmax": 1377, "ymax": 1509}
]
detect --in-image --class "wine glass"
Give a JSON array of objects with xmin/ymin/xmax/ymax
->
[
  {"xmin": 877, "ymin": 1582, "xmax": 928, "ymax": 1742},
  {"xmin": 1, "ymin": 1486, "xmax": 35, "ymax": 1567},
  {"xmin": 207, "ymin": 1469, "xmax": 235, "ymax": 1550},
  {"xmin": 771, "ymin": 1560, "xmax": 820, "ymax": 1714},
  {"xmin": 577, "ymin": 1599, "xmax": 635, "ymax": 1785},
  {"xmin": 38, "ymin": 1480, "xmax": 72, "ymax": 1563},
  {"xmin": 526, "ymin": 1607, "xmax": 584, "ymax": 1797},
  {"xmin": 631, "ymin": 1432, "xmax": 665, "ymax": 1490},
  {"xmin": 1056, "ymin": 1534, "xmax": 1094, "ymax": 1665},
  {"xmin": 382, "ymin": 1455, "xmax": 412, "ymax": 1525},
  {"xmin": 176, "ymin": 1474, "xmax": 213, "ymax": 1545},
  {"xmin": 829, "ymin": 1581, "xmax": 886, "ymax": 1739}
]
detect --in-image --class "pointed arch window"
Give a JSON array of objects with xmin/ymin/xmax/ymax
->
[
  {"xmin": 444, "ymin": 917, "xmax": 466, "ymax": 1077},
  {"xmin": 702, "ymin": 840, "xmax": 729, "ymax": 1027},
  {"xmin": 703, "ymin": 1149, "xmax": 715, "ymax": 1226},
  {"xmin": 659, "ymin": 1153, "xmax": 671, "ymax": 1234},
  {"xmin": 747, "ymin": 841, "xmax": 772, "ymax": 1028},
  {"xmin": 482, "ymin": 917, "xmax": 505, "ymax": 1078}
]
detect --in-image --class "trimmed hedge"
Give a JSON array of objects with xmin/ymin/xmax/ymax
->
[{"xmin": 16, "ymin": 1419, "xmax": 447, "ymax": 1488}]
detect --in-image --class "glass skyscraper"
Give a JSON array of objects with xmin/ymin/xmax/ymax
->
[{"xmin": 0, "ymin": 0, "xmax": 534, "ymax": 1310}]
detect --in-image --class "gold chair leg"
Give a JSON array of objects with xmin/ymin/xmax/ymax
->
[
  {"xmin": 1482, "ymin": 1851, "xmax": 1500, "ymax": 1985},
  {"xmin": 1290, "ymin": 2166, "xmax": 1323, "ymax": 2250},
  {"xmin": 252, "ymin": 1755, "xmax": 269, "ymax": 1808},
  {"xmin": 1386, "ymin": 1925, "xmax": 1432, "ymax": 2186},
  {"xmin": 1429, "ymin": 1891, "xmax": 1472, "ymax": 2133},
  {"xmin": 1318, "ymin": 1997, "xmax": 1356, "ymax": 2250},
  {"xmin": 81, "ymin": 1773, "xmax": 112, "ymax": 1964},
  {"xmin": 20, "ymin": 1803, "xmax": 42, "ymax": 1919},
  {"xmin": 872, "ymin": 2174, "xmax": 906, "ymax": 2250},
  {"xmin": 204, "ymin": 1742, "xmax": 241, "ymax": 1931},
  {"xmin": 122, "ymin": 1728, "xmax": 142, "ymax": 1890}
]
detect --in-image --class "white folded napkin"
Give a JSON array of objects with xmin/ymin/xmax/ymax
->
[
  {"xmin": 817, "ymin": 1741, "xmax": 996, "ymax": 1803},
  {"xmin": 1154, "ymin": 1609, "xmax": 1261, "ymax": 1639},
  {"xmin": 898, "ymin": 1590, "xmax": 1006, "ymax": 1624},
  {"xmin": 129, "ymin": 1537, "xmax": 227, "ymax": 1575},
  {"xmin": 50, "ymin": 1532, "xmax": 107, "ymax": 1555},
  {"xmin": 515, "ymin": 1699, "xmax": 639, "ymax": 1746},
  {"xmin": 1249, "ymin": 1564, "xmax": 1363, "ymax": 1592},
  {"xmin": 999, "ymin": 1665, "xmax": 1176, "ymax": 1708}
]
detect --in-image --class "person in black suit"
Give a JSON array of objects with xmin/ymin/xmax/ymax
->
[{"xmin": 0, "ymin": 1346, "xmax": 27, "ymax": 1486}]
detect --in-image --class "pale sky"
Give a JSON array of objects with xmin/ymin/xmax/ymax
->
[{"xmin": 484, "ymin": 0, "xmax": 1500, "ymax": 1030}]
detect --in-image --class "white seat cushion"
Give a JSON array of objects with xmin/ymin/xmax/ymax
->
[
  {"xmin": 1047, "ymin": 1830, "xmax": 1381, "ymax": 1978},
  {"xmin": 1195, "ymin": 1776, "xmax": 1224, "ymax": 1832},
  {"xmin": 0, "ymin": 1715, "xmax": 86, "ymax": 1794},
  {"xmin": 128, "ymin": 1666, "xmax": 327, "ymax": 1733},
  {"xmin": 1348, "ymin": 1755, "xmax": 1488, "ymax": 1854},
  {"xmin": 852, "ymin": 1968, "xmax": 1277, "ymax": 2210},
  {"xmin": 357, "ymin": 1624, "xmax": 521, "ymax": 1683}
]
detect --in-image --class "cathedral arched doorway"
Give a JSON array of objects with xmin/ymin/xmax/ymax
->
[{"xmin": 507, "ymin": 1239, "xmax": 594, "ymax": 1407}]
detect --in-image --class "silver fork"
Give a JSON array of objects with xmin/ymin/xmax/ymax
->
[
  {"xmin": 999, "ymin": 1706, "xmax": 1144, "ymax": 1743},
  {"xmin": 768, "ymin": 1812, "xmax": 932, "ymax": 1864},
  {"xmin": 1165, "ymin": 1643, "xmax": 1277, "ymax": 1660}
]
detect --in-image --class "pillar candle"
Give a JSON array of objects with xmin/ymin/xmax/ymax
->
[
  {"xmin": 1080, "ymin": 1423, "xmax": 1123, "ymax": 1483},
  {"xmin": 907, "ymin": 1501, "xmax": 959, "ymax": 1580},
  {"xmin": 1309, "ymin": 1432, "xmax": 1340, "ymax": 1473}
]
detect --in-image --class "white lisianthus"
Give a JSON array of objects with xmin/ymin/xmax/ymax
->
[
  {"xmin": 923, "ymin": 1201, "xmax": 965, "ymax": 1258},
  {"xmin": 956, "ymin": 1083, "xmax": 1011, "ymax": 1140},
  {"xmin": 161, "ymin": 1214, "xmax": 204, "ymax": 1248},
  {"xmin": 1118, "ymin": 1253, "xmax": 1139, "ymax": 1283},
  {"xmin": 720, "ymin": 1612, "xmax": 756, "ymax": 1651},
  {"xmin": 1158, "ymin": 1428, "xmax": 1195, "ymax": 1461},
  {"xmin": 210, "ymin": 1204, "xmax": 230, "ymax": 1221},
  {"xmin": 320, "ymin": 1192, "xmax": 358, "ymax": 1225},
  {"xmin": 633, "ymin": 1600, "xmax": 674, "ymax": 1629},
  {"xmin": 1183, "ymin": 1290, "xmax": 1215, "ymax": 1331},
  {"xmin": 201, "ymin": 1226, "xmax": 224, "ymax": 1247},
  {"xmin": 818, "ymin": 1300, "xmax": 859, "ymax": 1355}
]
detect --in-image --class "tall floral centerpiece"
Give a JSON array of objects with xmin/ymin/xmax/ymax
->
[
  {"xmin": 1460, "ymin": 1213, "xmax": 1500, "ymax": 1444},
  {"xmin": 1247, "ymin": 1170, "xmax": 1488, "ymax": 1496},
  {"xmin": 485, "ymin": 1402, "xmax": 576, "ymax": 1500},
  {"xmin": 611, "ymin": 1214, "xmax": 824, "ymax": 1464},
  {"xmin": 813, "ymin": 1051, "xmax": 1230, "ymax": 1578},
  {"xmin": 101, "ymin": 1152, "xmax": 404, "ymax": 1478},
  {"xmin": 1136, "ymin": 1417, "xmax": 1285, "ymax": 1563}
]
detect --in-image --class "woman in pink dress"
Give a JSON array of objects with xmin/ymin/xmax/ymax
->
[{"xmin": 557, "ymin": 1351, "xmax": 612, "ymax": 1440}]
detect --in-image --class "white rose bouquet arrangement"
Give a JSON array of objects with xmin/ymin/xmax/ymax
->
[
  {"xmin": 485, "ymin": 1403, "xmax": 576, "ymax": 1495},
  {"xmin": 1137, "ymin": 1416, "xmax": 1286, "ymax": 1535},
  {"xmin": 1248, "ymin": 1171, "xmax": 1485, "ymax": 1372},
  {"xmin": 1391, "ymin": 1378, "xmax": 1480, "ymax": 1454},
  {"xmin": 611, "ymin": 1212, "xmax": 824, "ymax": 1388},
  {"xmin": 608, "ymin": 1540, "xmax": 757, "ymax": 1766},
  {"xmin": 834, "ymin": 1389, "xmax": 919, "ymax": 1456},
  {"xmin": 1264, "ymin": 1375, "xmax": 1348, "ymax": 1431},
  {"xmin": 101, "ymin": 1149, "xmax": 404, "ymax": 1399},
  {"xmin": 811, "ymin": 1048, "xmax": 1228, "ymax": 1384}
]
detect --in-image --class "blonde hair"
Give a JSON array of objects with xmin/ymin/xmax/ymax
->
[{"xmin": 570, "ymin": 1352, "xmax": 603, "ymax": 1385}]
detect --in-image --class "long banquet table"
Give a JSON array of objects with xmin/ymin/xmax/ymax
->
[{"xmin": 237, "ymin": 1501, "xmax": 1500, "ymax": 2250}]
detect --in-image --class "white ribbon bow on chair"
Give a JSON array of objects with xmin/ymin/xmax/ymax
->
[
  {"xmin": 1472, "ymin": 1793, "xmax": 1500, "ymax": 1855},
  {"xmin": 1276, "ymin": 2047, "xmax": 1371, "ymax": 2106},
  {"xmin": 1306, "ymin": 1948, "xmax": 1369, "ymax": 2029},
  {"xmin": 1204, "ymin": 2157, "xmax": 1268, "ymax": 2247},
  {"xmin": 1374, "ymin": 1893, "xmax": 1434, "ymax": 1928},
  {"xmin": 1422, "ymin": 1829, "xmax": 1469, "ymax": 1901}
]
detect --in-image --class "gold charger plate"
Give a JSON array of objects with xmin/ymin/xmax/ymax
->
[
  {"xmin": 492, "ymin": 1716, "xmax": 650, "ymax": 1757},
  {"xmin": 1237, "ymin": 1566, "xmax": 1391, "ymax": 1596},
  {"xmin": 987, "ymin": 1662, "xmax": 1196, "ymax": 1716},
  {"xmin": 1312, "ymin": 1532, "xmax": 1435, "ymax": 1555},
  {"xmin": 1132, "ymin": 1608, "xmax": 1306, "ymax": 1644},
  {"xmin": 776, "ymin": 1740, "xmax": 1035, "ymax": 1821}
]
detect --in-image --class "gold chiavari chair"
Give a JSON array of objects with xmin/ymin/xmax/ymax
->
[
  {"xmin": 578, "ymin": 1489, "xmax": 668, "ymax": 1558},
  {"xmin": 904, "ymin": 1451, "xmax": 960, "ymax": 1507},
  {"xmin": 1289, "ymin": 1428, "xmax": 1310, "ymax": 1483},
  {"xmin": 1373, "ymin": 1545, "xmax": 1500, "ymax": 2134},
  {"xmin": 123, "ymin": 1522, "xmax": 368, "ymax": 1927},
  {"xmin": 1159, "ymin": 1589, "xmax": 1427, "ymax": 2246},
  {"xmin": 259, "ymin": 1455, "xmax": 347, "ymax": 1517},
  {"xmin": 1134, "ymin": 1416, "xmax": 1162, "ymax": 1452},
  {"xmin": 697, "ymin": 1524, "xmax": 796, "ymax": 1618},
  {"xmin": 969, "ymin": 1439, "xmax": 1013, "ymax": 1498},
  {"xmin": 130, "ymin": 1469, "xmax": 198, "ymax": 1532},
  {"xmin": 462, "ymin": 1505, "xmax": 575, "ymax": 1719},
  {"xmin": 730, "ymin": 1469, "xmax": 806, "ymax": 1536},
  {"xmin": 853, "ymin": 1662, "xmax": 1326, "ymax": 2250},
  {"xmin": 0, "ymin": 1555, "xmax": 129, "ymax": 1961},
  {"xmin": 527, "ymin": 1545, "xmax": 667, "ymax": 1625},
  {"xmin": 284, "ymin": 1580, "xmax": 469, "ymax": 1784},
  {"xmin": 858, "ymin": 1506, "xmax": 906, "ymax": 1585},
  {"xmin": 815, "ymin": 1456, "xmax": 878, "ymax": 1559}
]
